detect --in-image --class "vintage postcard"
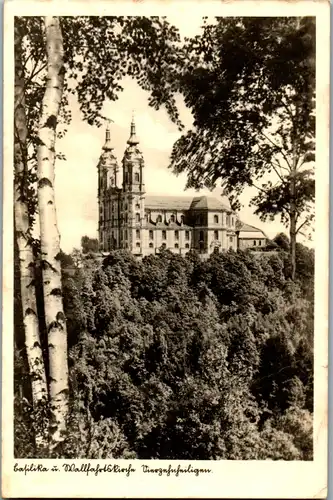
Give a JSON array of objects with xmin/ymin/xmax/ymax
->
[{"xmin": 2, "ymin": 0, "xmax": 329, "ymax": 498}]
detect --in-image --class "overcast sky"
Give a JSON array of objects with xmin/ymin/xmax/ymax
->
[{"xmin": 54, "ymin": 16, "xmax": 290, "ymax": 253}]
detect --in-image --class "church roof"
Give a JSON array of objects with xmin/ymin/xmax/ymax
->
[
  {"xmin": 99, "ymin": 124, "xmax": 118, "ymax": 164},
  {"xmin": 145, "ymin": 195, "xmax": 194, "ymax": 211},
  {"xmin": 127, "ymin": 117, "xmax": 140, "ymax": 146},
  {"xmin": 237, "ymin": 221, "xmax": 267, "ymax": 237},
  {"xmin": 190, "ymin": 196, "xmax": 230, "ymax": 211},
  {"xmin": 123, "ymin": 118, "xmax": 143, "ymax": 161},
  {"xmin": 145, "ymin": 195, "xmax": 230, "ymax": 212}
]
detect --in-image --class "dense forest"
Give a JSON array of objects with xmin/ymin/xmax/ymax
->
[{"xmin": 14, "ymin": 236, "xmax": 314, "ymax": 460}]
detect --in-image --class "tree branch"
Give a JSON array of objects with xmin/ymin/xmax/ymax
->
[
  {"xmin": 28, "ymin": 62, "xmax": 47, "ymax": 84},
  {"xmin": 270, "ymin": 162, "xmax": 284, "ymax": 182},
  {"xmin": 261, "ymin": 131, "xmax": 292, "ymax": 170},
  {"xmin": 250, "ymin": 182, "xmax": 268, "ymax": 194},
  {"xmin": 296, "ymin": 219, "xmax": 309, "ymax": 235},
  {"xmin": 280, "ymin": 97, "xmax": 295, "ymax": 124},
  {"xmin": 275, "ymin": 157, "xmax": 290, "ymax": 173}
]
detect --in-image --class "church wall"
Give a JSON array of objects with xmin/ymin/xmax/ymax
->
[
  {"xmin": 226, "ymin": 232, "xmax": 237, "ymax": 250},
  {"xmin": 207, "ymin": 211, "xmax": 224, "ymax": 227},
  {"xmin": 238, "ymin": 236, "xmax": 266, "ymax": 249},
  {"xmin": 131, "ymin": 227, "xmax": 143, "ymax": 254},
  {"xmin": 207, "ymin": 228, "xmax": 222, "ymax": 254}
]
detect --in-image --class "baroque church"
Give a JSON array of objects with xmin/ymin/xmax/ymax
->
[{"xmin": 97, "ymin": 119, "xmax": 265, "ymax": 256}]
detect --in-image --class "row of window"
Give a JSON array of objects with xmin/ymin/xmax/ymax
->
[
  {"xmin": 154, "ymin": 214, "xmax": 186, "ymax": 224},
  {"xmin": 108, "ymin": 229, "xmax": 191, "ymax": 241},
  {"xmin": 102, "ymin": 208, "xmax": 235, "ymax": 228},
  {"xmin": 106, "ymin": 229, "xmax": 233, "ymax": 243},
  {"xmin": 120, "ymin": 229, "xmax": 192, "ymax": 240},
  {"xmin": 149, "ymin": 229, "xmax": 190, "ymax": 241},
  {"xmin": 142, "ymin": 242, "xmax": 190, "ymax": 249}
]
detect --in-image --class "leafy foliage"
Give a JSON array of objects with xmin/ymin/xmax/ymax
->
[
  {"xmin": 81, "ymin": 236, "xmax": 99, "ymax": 254},
  {"xmin": 14, "ymin": 245, "xmax": 313, "ymax": 459},
  {"xmin": 169, "ymin": 17, "xmax": 315, "ymax": 276}
]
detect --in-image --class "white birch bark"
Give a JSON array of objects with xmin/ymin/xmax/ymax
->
[
  {"xmin": 37, "ymin": 16, "xmax": 69, "ymax": 448},
  {"xmin": 14, "ymin": 22, "xmax": 49, "ymax": 448}
]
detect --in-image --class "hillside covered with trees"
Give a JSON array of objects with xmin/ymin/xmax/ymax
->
[{"xmin": 15, "ymin": 240, "xmax": 314, "ymax": 460}]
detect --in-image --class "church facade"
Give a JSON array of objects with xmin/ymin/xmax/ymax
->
[{"xmin": 97, "ymin": 119, "xmax": 238, "ymax": 257}]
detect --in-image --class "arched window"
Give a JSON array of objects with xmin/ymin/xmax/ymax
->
[
  {"xmin": 136, "ymin": 242, "xmax": 140, "ymax": 248},
  {"xmin": 135, "ymin": 203, "xmax": 140, "ymax": 210},
  {"xmin": 253, "ymin": 240, "xmax": 256, "ymax": 246},
  {"xmin": 149, "ymin": 242, "xmax": 154, "ymax": 248},
  {"xmin": 214, "ymin": 230, "xmax": 219, "ymax": 240},
  {"xmin": 185, "ymin": 231, "xmax": 190, "ymax": 240},
  {"xmin": 214, "ymin": 214, "xmax": 219, "ymax": 224},
  {"xmin": 170, "ymin": 215, "xmax": 175, "ymax": 223},
  {"xmin": 136, "ymin": 229, "xmax": 140, "ymax": 239},
  {"xmin": 134, "ymin": 172, "xmax": 140, "ymax": 182},
  {"xmin": 135, "ymin": 213, "xmax": 140, "ymax": 223},
  {"xmin": 199, "ymin": 231, "xmax": 204, "ymax": 241},
  {"xmin": 149, "ymin": 230, "xmax": 154, "ymax": 240},
  {"xmin": 161, "ymin": 243, "xmax": 166, "ymax": 250},
  {"xmin": 229, "ymin": 236, "xmax": 233, "ymax": 243},
  {"xmin": 174, "ymin": 230, "xmax": 179, "ymax": 240},
  {"xmin": 156, "ymin": 214, "xmax": 162, "ymax": 223},
  {"xmin": 162, "ymin": 230, "xmax": 167, "ymax": 240},
  {"xmin": 180, "ymin": 215, "xmax": 185, "ymax": 224},
  {"xmin": 124, "ymin": 204, "xmax": 128, "ymax": 211},
  {"xmin": 125, "ymin": 230, "xmax": 128, "ymax": 240},
  {"xmin": 185, "ymin": 243, "xmax": 190, "ymax": 249},
  {"xmin": 175, "ymin": 243, "xmax": 179, "ymax": 249}
]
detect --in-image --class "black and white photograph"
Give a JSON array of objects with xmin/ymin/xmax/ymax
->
[{"xmin": 2, "ymin": 1, "xmax": 329, "ymax": 498}]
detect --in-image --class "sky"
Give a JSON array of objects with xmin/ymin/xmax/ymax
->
[{"xmin": 54, "ymin": 16, "xmax": 289, "ymax": 253}]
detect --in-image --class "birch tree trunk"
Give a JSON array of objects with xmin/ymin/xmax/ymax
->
[
  {"xmin": 37, "ymin": 16, "xmax": 69, "ymax": 448},
  {"xmin": 14, "ymin": 22, "xmax": 49, "ymax": 448},
  {"xmin": 289, "ymin": 147, "xmax": 298, "ymax": 282}
]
